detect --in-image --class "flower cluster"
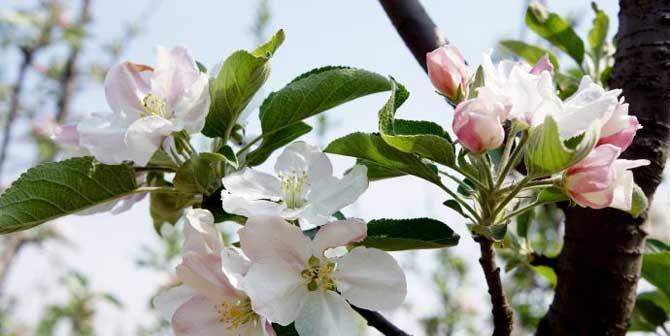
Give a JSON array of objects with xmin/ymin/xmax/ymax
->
[{"xmin": 427, "ymin": 45, "xmax": 648, "ymax": 212}]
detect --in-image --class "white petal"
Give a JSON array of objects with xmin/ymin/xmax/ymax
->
[
  {"xmin": 221, "ymin": 194, "xmax": 282, "ymax": 218},
  {"xmin": 153, "ymin": 285, "xmax": 196, "ymax": 322},
  {"xmin": 275, "ymin": 142, "xmax": 333, "ymax": 183},
  {"xmin": 77, "ymin": 114, "xmax": 132, "ymax": 164},
  {"xmin": 312, "ymin": 218, "xmax": 367, "ymax": 256},
  {"xmin": 176, "ymin": 252, "xmax": 241, "ymax": 302},
  {"xmin": 335, "ymin": 247, "xmax": 407, "ymax": 311},
  {"xmin": 220, "ymin": 247, "xmax": 250, "ymax": 289},
  {"xmin": 171, "ymin": 295, "xmax": 231, "ymax": 336},
  {"xmin": 610, "ymin": 159, "xmax": 650, "ymax": 211},
  {"xmin": 104, "ymin": 62, "xmax": 152, "ymax": 118},
  {"xmin": 151, "ymin": 46, "xmax": 201, "ymax": 108},
  {"xmin": 306, "ymin": 164, "xmax": 368, "ymax": 219},
  {"xmin": 294, "ymin": 291, "xmax": 357, "ymax": 336},
  {"xmin": 242, "ymin": 261, "xmax": 309, "ymax": 326},
  {"xmin": 222, "ymin": 169, "xmax": 282, "ymax": 200},
  {"xmin": 125, "ymin": 116, "xmax": 176, "ymax": 166},
  {"xmin": 172, "ymin": 73, "xmax": 210, "ymax": 134},
  {"xmin": 183, "ymin": 209, "xmax": 223, "ymax": 255},
  {"xmin": 238, "ymin": 216, "xmax": 311, "ymax": 268}
]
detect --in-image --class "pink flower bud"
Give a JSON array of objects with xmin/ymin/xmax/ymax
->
[
  {"xmin": 427, "ymin": 44, "xmax": 471, "ymax": 99},
  {"xmin": 529, "ymin": 55, "xmax": 554, "ymax": 76},
  {"xmin": 452, "ymin": 96, "xmax": 508, "ymax": 153},
  {"xmin": 597, "ymin": 99, "xmax": 642, "ymax": 151}
]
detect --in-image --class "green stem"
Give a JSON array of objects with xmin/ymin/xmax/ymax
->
[
  {"xmin": 438, "ymin": 183, "xmax": 481, "ymax": 222},
  {"xmin": 439, "ymin": 170, "xmax": 475, "ymax": 194},
  {"xmin": 237, "ymin": 134, "xmax": 263, "ymax": 157},
  {"xmin": 499, "ymin": 177, "xmax": 559, "ymax": 194},
  {"xmin": 137, "ymin": 186, "xmax": 184, "ymax": 194},
  {"xmin": 134, "ymin": 166, "xmax": 176, "ymax": 173},
  {"xmin": 492, "ymin": 175, "xmax": 531, "ymax": 218},
  {"xmin": 495, "ymin": 131, "xmax": 528, "ymax": 190},
  {"xmin": 475, "ymin": 154, "xmax": 495, "ymax": 190},
  {"xmin": 498, "ymin": 200, "xmax": 551, "ymax": 224}
]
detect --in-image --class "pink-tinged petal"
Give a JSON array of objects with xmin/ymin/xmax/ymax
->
[
  {"xmin": 598, "ymin": 116, "xmax": 641, "ymax": 151},
  {"xmin": 335, "ymin": 247, "xmax": 407, "ymax": 310},
  {"xmin": 151, "ymin": 46, "xmax": 201, "ymax": 108},
  {"xmin": 263, "ymin": 320, "xmax": 277, "ymax": 336},
  {"xmin": 565, "ymin": 145, "xmax": 621, "ymax": 209},
  {"xmin": 274, "ymin": 142, "xmax": 333, "ymax": 183},
  {"xmin": 529, "ymin": 55, "xmax": 554, "ymax": 75},
  {"xmin": 294, "ymin": 291, "xmax": 357, "ymax": 336},
  {"xmin": 105, "ymin": 62, "xmax": 152, "ymax": 118},
  {"xmin": 171, "ymin": 295, "xmax": 230, "ymax": 336},
  {"xmin": 242, "ymin": 261, "xmax": 309, "ymax": 326},
  {"xmin": 77, "ymin": 114, "xmax": 132, "ymax": 164},
  {"xmin": 153, "ymin": 284, "xmax": 196, "ymax": 322},
  {"xmin": 570, "ymin": 189, "xmax": 613, "ymax": 209},
  {"xmin": 312, "ymin": 218, "xmax": 367, "ymax": 256},
  {"xmin": 453, "ymin": 98, "xmax": 505, "ymax": 153},
  {"xmin": 610, "ymin": 159, "xmax": 650, "ymax": 211},
  {"xmin": 238, "ymin": 216, "xmax": 311, "ymax": 268},
  {"xmin": 223, "ymin": 168, "xmax": 283, "ymax": 200},
  {"xmin": 51, "ymin": 124, "xmax": 80, "ymax": 147},
  {"xmin": 183, "ymin": 209, "xmax": 223, "ymax": 255},
  {"xmin": 426, "ymin": 44, "xmax": 471, "ymax": 98},
  {"xmin": 305, "ymin": 165, "xmax": 368, "ymax": 226},
  {"xmin": 125, "ymin": 115, "xmax": 176, "ymax": 166},
  {"xmin": 220, "ymin": 247, "xmax": 251, "ymax": 289},
  {"xmin": 176, "ymin": 252, "xmax": 241, "ymax": 302}
]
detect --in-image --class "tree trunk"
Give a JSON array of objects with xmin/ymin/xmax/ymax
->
[{"xmin": 537, "ymin": 1, "xmax": 670, "ymax": 335}]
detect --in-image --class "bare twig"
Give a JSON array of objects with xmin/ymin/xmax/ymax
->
[
  {"xmin": 377, "ymin": 0, "xmax": 446, "ymax": 72},
  {"xmin": 352, "ymin": 305, "xmax": 411, "ymax": 336},
  {"xmin": 475, "ymin": 236, "xmax": 514, "ymax": 336}
]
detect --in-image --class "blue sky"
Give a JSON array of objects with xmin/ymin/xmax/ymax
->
[{"xmin": 2, "ymin": 1, "xmax": 624, "ymax": 335}]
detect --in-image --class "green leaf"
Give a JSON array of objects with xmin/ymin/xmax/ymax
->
[
  {"xmin": 217, "ymin": 145, "xmax": 239, "ymax": 169},
  {"xmin": 587, "ymin": 3, "xmax": 609, "ymax": 64},
  {"xmin": 469, "ymin": 223, "xmax": 508, "ymax": 241},
  {"xmin": 516, "ymin": 209, "xmax": 532, "ymax": 239},
  {"xmin": 353, "ymin": 159, "xmax": 406, "ymax": 181},
  {"xmin": 629, "ymin": 184, "xmax": 648, "ymax": 218},
  {"xmin": 324, "ymin": 132, "xmax": 441, "ymax": 185},
  {"xmin": 536, "ymin": 187, "xmax": 569, "ymax": 203},
  {"xmin": 443, "ymin": 199, "xmax": 465, "ymax": 217},
  {"xmin": 245, "ymin": 122, "xmax": 312, "ymax": 167},
  {"xmin": 642, "ymin": 252, "xmax": 670, "ymax": 300},
  {"xmin": 555, "ymin": 72, "xmax": 580, "ymax": 99},
  {"xmin": 647, "ymin": 239, "xmax": 670, "ymax": 253},
  {"xmin": 358, "ymin": 218, "xmax": 460, "ymax": 251},
  {"xmin": 525, "ymin": 115, "xmax": 598, "ymax": 177},
  {"xmin": 173, "ymin": 153, "xmax": 225, "ymax": 194},
  {"xmin": 499, "ymin": 40, "xmax": 560, "ymax": 70},
  {"xmin": 149, "ymin": 177, "xmax": 192, "ymax": 232},
  {"xmin": 468, "ymin": 66, "xmax": 486, "ymax": 98},
  {"xmin": 525, "ymin": 2, "xmax": 585, "ymax": 65},
  {"xmin": 202, "ymin": 30, "xmax": 284, "ymax": 138},
  {"xmin": 260, "ymin": 67, "xmax": 391, "ymax": 136},
  {"xmin": 531, "ymin": 265, "xmax": 557, "ymax": 286},
  {"xmin": 0, "ymin": 157, "xmax": 138, "ymax": 234},
  {"xmin": 378, "ymin": 80, "xmax": 455, "ymax": 167},
  {"xmin": 634, "ymin": 290, "xmax": 670, "ymax": 329}
]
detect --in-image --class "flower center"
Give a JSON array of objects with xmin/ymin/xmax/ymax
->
[
  {"xmin": 279, "ymin": 170, "xmax": 308, "ymax": 209},
  {"xmin": 216, "ymin": 296, "xmax": 259, "ymax": 329},
  {"xmin": 301, "ymin": 255, "xmax": 336, "ymax": 291},
  {"xmin": 141, "ymin": 93, "xmax": 170, "ymax": 119}
]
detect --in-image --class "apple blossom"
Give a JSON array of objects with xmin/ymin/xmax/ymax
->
[
  {"xmin": 239, "ymin": 216, "xmax": 406, "ymax": 336},
  {"xmin": 598, "ymin": 98, "xmax": 642, "ymax": 151},
  {"xmin": 77, "ymin": 45, "xmax": 210, "ymax": 166},
  {"xmin": 221, "ymin": 141, "xmax": 368, "ymax": 230},
  {"xmin": 564, "ymin": 144, "xmax": 649, "ymax": 210},
  {"xmin": 528, "ymin": 55, "xmax": 554, "ymax": 76},
  {"xmin": 154, "ymin": 209, "xmax": 275, "ymax": 336},
  {"xmin": 452, "ymin": 93, "xmax": 510, "ymax": 153},
  {"xmin": 427, "ymin": 44, "xmax": 471, "ymax": 99}
]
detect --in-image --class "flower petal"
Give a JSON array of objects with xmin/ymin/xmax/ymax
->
[
  {"xmin": 125, "ymin": 115, "xmax": 176, "ymax": 166},
  {"xmin": 77, "ymin": 114, "xmax": 132, "ymax": 164},
  {"xmin": 335, "ymin": 247, "xmax": 407, "ymax": 311},
  {"xmin": 221, "ymin": 194, "xmax": 283, "ymax": 218},
  {"xmin": 306, "ymin": 164, "xmax": 369, "ymax": 223},
  {"xmin": 183, "ymin": 209, "xmax": 223, "ymax": 255},
  {"xmin": 222, "ymin": 168, "xmax": 283, "ymax": 200},
  {"xmin": 238, "ymin": 216, "xmax": 311, "ymax": 268},
  {"xmin": 242, "ymin": 261, "xmax": 309, "ymax": 326},
  {"xmin": 153, "ymin": 284, "xmax": 196, "ymax": 322},
  {"xmin": 151, "ymin": 46, "xmax": 201, "ymax": 108},
  {"xmin": 610, "ymin": 159, "xmax": 650, "ymax": 211},
  {"xmin": 312, "ymin": 218, "xmax": 367, "ymax": 256},
  {"xmin": 220, "ymin": 247, "xmax": 251, "ymax": 289},
  {"xmin": 171, "ymin": 294, "xmax": 230, "ymax": 336},
  {"xmin": 105, "ymin": 62, "xmax": 152, "ymax": 118},
  {"xmin": 275, "ymin": 142, "xmax": 333, "ymax": 183},
  {"xmin": 176, "ymin": 252, "xmax": 241, "ymax": 302},
  {"xmin": 294, "ymin": 291, "xmax": 357, "ymax": 336}
]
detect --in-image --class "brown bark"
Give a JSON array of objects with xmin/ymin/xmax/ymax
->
[
  {"xmin": 477, "ymin": 237, "xmax": 514, "ymax": 336},
  {"xmin": 537, "ymin": 1, "xmax": 670, "ymax": 335},
  {"xmin": 353, "ymin": 305, "xmax": 411, "ymax": 336}
]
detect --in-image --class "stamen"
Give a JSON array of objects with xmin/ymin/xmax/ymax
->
[
  {"xmin": 215, "ymin": 297, "xmax": 259, "ymax": 329},
  {"xmin": 141, "ymin": 93, "xmax": 169, "ymax": 119},
  {"xmin": 301, "ymin": 255, "xmax": 337, "ymax": 292},
  {"xmin": 279, "ymin": 170, "xmax": 309, "ymax": 209}
]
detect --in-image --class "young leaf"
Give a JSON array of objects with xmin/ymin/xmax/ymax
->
[
  {"xmin": 245, "ymin": 122, "xmax": 312, "ymax": 167},
  {"xmin": 260, "ymin": 67, "xmax": 391, "ymax": 136},
  {"xmin": 202, "ymin": 30, "xmax": 285, "ymax": 138},
  {"xmin": 0, "ymin": 157, "xmax": 138, "ymax": 234},
  {"xmin": 358, "ymin": 218, "xmax": 460, "ymax": 251},
  {"xmin": 499, "ymin": 40, "xmax": 560, "ymax": 70},
  {"xmin": 468, "ymin": 223, "xmax": 508, "ymax": 241},
  {"xmin": 629, "ymin": 184, "xmax": 648, "ymax": 218},
  {"xmin": 217, "ymin": 145, "xmax": 239, "ymax": 169},
  {"xmin": 378, "ymin": 80, "xmax": 456, "ymax": 167},
  {"xmin": 641, "ymin": 252, "xmax": 670, "ymax": 300},
  {"xmin": 149, "ymin": 178, "xmax": 192, "ymax": 232},
  {"xmin": 630, "ymin": 291, "xmax": 670, "ymax": 331},
  {"xmin": 468, "ymin": 65, "xmax": 486, "ymax": 98},
  {"xmin": 525, "ymin": 2, "xmax": 585, "ymax": 65},
  {"xmin": 324, "ymin": 132, "xmax": 441, "ymax": 185},
  {"xmin": 588, "ymin": 3, "xmax": 609, "ymax": 64},
  {"xmin": 353, "ymin": 159, "xmax": 406, "ymax": 181},
  {"xmin": 537, "ymin": 187, "xmax": 569, "ymax": 203},
  {"xmin": 443, "ymin": 199, "xmax": 465, "ymax": 217},
  {"xmin": 647, "ymin": 239, "xmax": 670, "ymax": 253},
  {"xmin": 173, "ymin": 153, "xmax": 226, "ymax": 194}
]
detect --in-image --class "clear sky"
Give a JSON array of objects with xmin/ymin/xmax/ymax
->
[{"xmin": 2, "ymin": 1, "xmax": 638, "ymax": 335}]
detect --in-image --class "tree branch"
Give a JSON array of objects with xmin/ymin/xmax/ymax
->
[
  {"xmin": 528, "ymin": 252, "xmax": 558, "ymax": 270},
  {"xmin": 475, "ymin": 236, "xmax": 513, "ymax": 336},
  {"xmin": 377, "ymin": 0, "xmax": 446, "ymax": 72},
  {"xmin": 352, "ymin": 305, "xmax": 411, "ymax": 336}
]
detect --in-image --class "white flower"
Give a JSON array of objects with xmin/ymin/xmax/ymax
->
[
  {"xmin": 78, "ymin": 46, "xmax": 210, "ymax": 166},
  {"xmin": 154, "ymin": 209, "xmax": 275, "ymax": 336},
  {"xmin": 221, "ymin": 142, "xmax": 368, "ymax": 230},
  {"xmin": 239, "ymin": 216, "xmax": 406, "ymax": 336}
]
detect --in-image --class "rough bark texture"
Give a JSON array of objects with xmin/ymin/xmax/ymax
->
[
  {"xmin": 378, "ymin": 0, "xmax": 446, "ymax": 72},
  {"xmin": 537, "ymin": 1, "xmax": 670, "ymax": 335},
  {"xmin": 477, "ymin": 238, "xmax": 514, "ymax": 336}
]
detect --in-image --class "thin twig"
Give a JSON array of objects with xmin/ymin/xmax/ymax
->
[
  {"xmin": 475, "ymin": 236, "xmax": 514, "ymax": 336},
  {"xmin": 352, "ymin": 305, "xmax": 411, "ymax": 336}
]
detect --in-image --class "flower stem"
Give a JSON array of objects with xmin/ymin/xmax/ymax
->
[
  {"xmin": 492, "ymin": 175, "xmax": 531, "ymax": 218},
  {"xmin": 438, "ymin": 183, "xmax": 481, "ymax": 222},
  {"xmin": 137, "ymin": 186, "xmax": 183, "ymax": 194},
  {"xmin": 237, "ymin": 135, "xmax": 264, "ymax": 157},
  {"xmin": 495, "ymin": 131, "xmax": 528, "ymax": 190}
]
